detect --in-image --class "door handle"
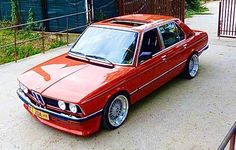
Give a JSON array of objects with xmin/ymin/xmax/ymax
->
[
  {"xmin": 161, "ymin": 55, "xmax": 166, "ymax": 59},
  {"xmin": 183, "ymin": 44, "xmax": 188, "ymax": 49},
  {"xmin": 161, "ymin": 55, "xmax": 167, "ymax": 61}
]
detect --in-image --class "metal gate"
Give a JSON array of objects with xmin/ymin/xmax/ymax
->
[
  {"xmin": 218, "ymin": 0, "xmax": 236, "ymax": 38},
  {"xmin": 118, "ymin": 0, "xmax": 185, "ymax": 22}
]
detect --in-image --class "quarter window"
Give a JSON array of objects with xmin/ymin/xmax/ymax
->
[
  {"xmin": 138, "ymin": 28, "xmax": 161, "ymax": 63},
  {"xmin": 159, "ymin": 22, "xmax": 185, "ymax": 48},
  {"xmin": 139, "ymin": 29, "xmax": 160, "ymax": 55}
]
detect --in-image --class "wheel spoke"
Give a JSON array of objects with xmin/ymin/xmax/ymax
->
[{"xmin": 108, "ymin": 95, "xmax": 129, "ymax": 127}]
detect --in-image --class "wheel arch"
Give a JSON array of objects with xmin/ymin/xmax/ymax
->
[
  {"xmin": 107, "ymin": 90, "xmax": 131, "ymax": 105},
  {"xmin": 190, "ymin": 50, "xmax": 199, "ymax": 57},
  {"xmin": 101, "ymin": 89, "xmax": 131, "ymax": 130},
  {"xmin": 193, "ymin": 51, "xmax": 199, "ymax": 56}
]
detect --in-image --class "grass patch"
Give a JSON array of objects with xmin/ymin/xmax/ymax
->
[
  {"xmin": 49, "ymin": 40, "xmax": 67, "ymax": 49},
  {"xmin": 0, "ymin": 42, "xmax": 42, "ymax": 64},
  {"xmin": 0, "ymin": 23, "xmax": 78, "ymax": 65}
]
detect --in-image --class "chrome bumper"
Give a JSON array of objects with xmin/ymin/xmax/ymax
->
[
  {"xmin": 199, "ymin": 44, "xmax": 209, "ymax": 54},
  {"xmin": 17, "ymin": 89, "xmax": 102, "ymax": 122}
]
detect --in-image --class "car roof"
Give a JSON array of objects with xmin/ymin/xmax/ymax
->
[{"xmin": 92, "ymin": 14, "xmax": 176, "ymax": 32}]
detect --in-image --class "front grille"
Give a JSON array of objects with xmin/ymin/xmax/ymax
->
[
  {"xmin": 43, "ymin": 96, "xmax": 58, "ymax": 107},
  {"xmin": 28, "ymin": 90, "xmax": 33, "ymax": 96},
  {"xmin": 26, "ymin": 94, "xmax": 37, "ymax": 106},
  {"xmin": 31, "ymin": 91, "xmax": 45, "ymax": 105},
  {"xmin": 27, "ymin": 91, "xmax": 38, "ymax": 105},
  {"xmin": 27, "ymin": 90, "xmax": 83, "ymax": 114}
]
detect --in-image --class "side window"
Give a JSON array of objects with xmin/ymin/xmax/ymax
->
[
  {"xmin": 139, "ymin": 28, "xmax": 160, "ymax": 55},
  {"xmin": 177, "ymin": 25, "xmax": 185, "ymax": 40},
  {"xmin": 159, "ymin": 22, "xmax": 185, "ymax": 48}
]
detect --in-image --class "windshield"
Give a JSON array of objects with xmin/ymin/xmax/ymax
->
[{"xmin": 69, "ymin": 26, "xmax": 138, "ymax": 65}]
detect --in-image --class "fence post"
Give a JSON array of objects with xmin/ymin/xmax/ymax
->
[
  {"xmin": 91, "ymin": 0, "xmax": 94, "ymax": 22},
  {"xmin": 41, "ymin": 22, "xmax": 45, "ymax": 54},
  {"xmin": 118, "ymin": 0, "xmax": 125, "ymax": 15},
  {"xmin": 66, "ymin": 17, "xmax": 69, "ymax": 46},
  {"xmin": 14, "ymin": 27, "xmax": 17, "ymax": 62},
  {"xmin": 218, "ymin": 1, "xmax": 222, "ymax": 37},
  {"xmin": 182, "ymin": 0, "xmax": 186, "ymax": 22}
]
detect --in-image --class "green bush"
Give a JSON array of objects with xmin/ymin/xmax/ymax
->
[
  {"xmin": 11, "ymin": 0, "xmax": 20, "ymax": 25},
  {"xmin": 26, "ymin": 8, "xmax": 35, "ymax": 30},
  {"xmin": 186, "ymin": 0, "xmax": 209, "ymax": 18},
  {"xmin": 186, "ymin": 0, "xmax": 208, "ymax": 12},
  {"xmin": 186, "ymin": 0, "xmax": 202, "ymax": 11},
  {"xmin": 17, "ymin": 44, "xmax": 41, "ymax": 58},
  {"xmin": 0, "ymin": 44, "xmax": 42, "ymax": 64},
  {"xmin": 49, "ymin": 40, "xmax": 66, "ymax": 49}
]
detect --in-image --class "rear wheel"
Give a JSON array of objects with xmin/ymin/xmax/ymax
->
[
  {"xmin": 102, "ymin": 94, "xmax": 129, "ymax": 130},
  {"xmin": 183, "ymin": 54, "xmax": 199, "ymax": 79}
]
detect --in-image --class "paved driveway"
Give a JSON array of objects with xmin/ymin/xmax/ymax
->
[{"xmin": 1, "ymin": 1, "xmax": 236, "ymax": 150}]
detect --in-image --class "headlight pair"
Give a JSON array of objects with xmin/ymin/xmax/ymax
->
[
  {"xmin": 19, "ymin": 82, "xmax": 79, "ymax": 114},
  {"xmin": 58, "ymin": 101, "xmax": 78, "ymax": 113}
]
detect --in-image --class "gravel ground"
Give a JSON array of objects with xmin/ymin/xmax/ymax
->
[{"xmin": 0, "ymin": 1, "xmax": 236, "ymax": 150}]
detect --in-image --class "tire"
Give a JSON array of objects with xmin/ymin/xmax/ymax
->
[
  {"xmin": 183, "ymin": 53, "xmax": 199, "ymax": 79},
  {"xmin": 102, "ymin": 94, "xmax": 129, "ymax": 130}
]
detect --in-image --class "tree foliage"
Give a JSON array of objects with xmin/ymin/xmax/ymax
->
[
  {"xmin": 10, "ymin": 0, "xmax": 20, "ymax": 25},
  {"xmin": 11, "ymin": 0, "xmax": 17, "ymax": 23},
  {"xmin": 186, "ymin": 0, "xmax": 202, "ymax": 11},
  {"xmin": 26, "ymin": 8, "xmax": 35, "ymax": 30}
]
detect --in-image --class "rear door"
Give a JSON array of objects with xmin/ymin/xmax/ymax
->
[{"xmin": 158, "ymin": 21, "xmax": 190, "ymax": 78}]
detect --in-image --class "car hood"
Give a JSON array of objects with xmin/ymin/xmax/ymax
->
[{"xmin": 18, "ymin": 53, "xmax": 132, "ymax": 104}]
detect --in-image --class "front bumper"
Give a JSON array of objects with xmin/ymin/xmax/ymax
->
[{"xmin": 17, "ymin": 89, "xmax": 102, "ymax": 136}]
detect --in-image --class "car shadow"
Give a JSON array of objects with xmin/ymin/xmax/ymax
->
[
  {"xmin": 56, "ymin": 69, "xmax": 209, "ymax": 140},
  {"xmin": 76, "ymin": 76, "xmax": 189, "ymax": 140},
  {"xmin": 128, "ymin": 76, "xmax": 186, "ymax": 116}
]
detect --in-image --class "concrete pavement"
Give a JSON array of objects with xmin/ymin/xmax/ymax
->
[{"xmin": 1, "ymin": 1, "xmax": 236, "ymax": 149}]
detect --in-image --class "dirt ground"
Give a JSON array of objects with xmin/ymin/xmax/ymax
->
[{"xmin": 0, "ymin": 1, "xmax": 236, "ymax": 150}]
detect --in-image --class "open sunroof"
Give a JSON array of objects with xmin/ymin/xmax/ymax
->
[{"xmin": 110, "ymin": 19, "xmax": 146, "ymax": 27}]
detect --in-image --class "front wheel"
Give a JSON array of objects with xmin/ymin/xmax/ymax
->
[
  {"xmin": 102, "ymin": 94, "xmax": 129, "ymax": 130},
  {"xmin": 183, "ymin": 54, "xmax": 199, "ymax": 79}
]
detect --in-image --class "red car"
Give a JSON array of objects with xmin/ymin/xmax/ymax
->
[{"xmin": 17, "ymin": 14, "xmax": 208, "ymax": 136}]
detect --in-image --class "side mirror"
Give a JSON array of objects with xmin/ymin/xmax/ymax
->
[{"xmin": 139, "ymin": 52, "xmax": 152, "ymax": 62}]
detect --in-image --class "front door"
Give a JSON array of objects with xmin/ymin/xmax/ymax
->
[{"xmin": 132, "ymin": 28, "xmax": 169, "ymax": 102}]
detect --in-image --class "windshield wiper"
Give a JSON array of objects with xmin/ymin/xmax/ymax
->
[
  {"xmin": 69, "ymin": 52, "xmax": 115, "ymax": 67},
  {"xmin": 86, "ymin": 55, "xmax": 115, "ymax": 67},
  {"xmin": 70, "ymin": 51, "xmax": 86, "ymax": 57},
  {"xmin": 69, "ymin": 51, "xmax": 90, "ymax": 61}
]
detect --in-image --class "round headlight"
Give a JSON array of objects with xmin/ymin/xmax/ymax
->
[
  {"xmin": 69, "ymin": 103, "xmax": 77, "ymax": 113},
  {"xmin": 58, "ymin": 101, "xmax": 66, "ymax": 110},
  {"xmin": 19, "ymin": 83, "xmax": 28, "ymax": 94}
]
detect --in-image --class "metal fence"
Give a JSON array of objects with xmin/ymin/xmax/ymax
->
[
  {"xmin": 218, "ymin": 122, "xmax": 236, "ymax": 150},
  {"xmin": 0, "ymin": 0, "xmax": 186, "ymax": 64},
  {"xmin": 0, "ymin": 0, "xmax": 118, "ymax": 32},
  {"xmin": 118, "ymin": 0, "xmax": 185, "ymax": 22},
  {"xmin": 218, "ymin": 0, "xmax": 236, "ymax": 38},
  {"xmin": 0, "ymin": 10, "xmax": 91, "ymax": 63}
]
